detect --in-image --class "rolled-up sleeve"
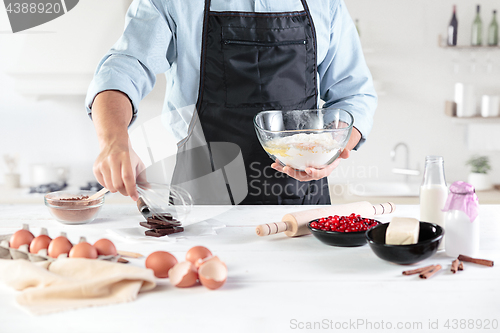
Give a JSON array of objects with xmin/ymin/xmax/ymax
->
[
  {"xmin": 318, "ymin": 0, "xmax": 377, "ymax": 150},
  {"xmin": 85, "ymin": 0, "xmax": 173, "ymax": 125}
]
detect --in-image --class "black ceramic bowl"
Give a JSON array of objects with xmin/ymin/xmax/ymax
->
[
  {"xmin": 365, "ymin": 222, "xmax": 444, "ymax": 265},
  {"xmin": 307, "ymin": 220, "xmax": 379, "ymax": 247}
]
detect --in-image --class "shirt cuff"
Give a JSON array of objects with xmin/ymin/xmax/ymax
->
[
  {"xmin": 348, "ymin": 106, "xmax": 374, "ymax": 150},
  {"xmin": 323, "ymin": 99, "xmax": 376, "ymax": 151},
  {"xmin": 85, "ymin": 67, "xmax": 140, "ymax": 126}
]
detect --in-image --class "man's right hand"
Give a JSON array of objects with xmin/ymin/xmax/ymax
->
[
  {"xmin": 90, "ymin": 90, "xmax": 142, "ymax": 201},
  {"xmin": 93, "ymin": 141, "xmax": 143, "ymax": 201}
]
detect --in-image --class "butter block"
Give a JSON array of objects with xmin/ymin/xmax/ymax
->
[{"xmin": 385, "ymin": 217, "xmax": 420, "ymax": 245}]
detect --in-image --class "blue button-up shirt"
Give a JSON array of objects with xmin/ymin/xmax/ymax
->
[{"xmin": 86, "ymin": 0, "xmax": 377, "ymax": 148}]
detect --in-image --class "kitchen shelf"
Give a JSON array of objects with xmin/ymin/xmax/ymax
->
[
  {"xmin": 440, "ymin": 45, "xmax": 500, "ymax": 50},
  {"xmin": 437, "ymin": 35, "xmax": 500, "ymax": 50},
  {"xmin": 438, "ymin": 41, "xmax": 499, "ymax": 51},
  {"xmin": 449, "ymin": 116, "xmax": 500, "ymax": 124}
]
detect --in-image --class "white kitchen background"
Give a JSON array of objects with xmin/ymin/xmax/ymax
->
[{"xmin": 0, "ymin": 0, "xmax": 499, "ymax": 193}]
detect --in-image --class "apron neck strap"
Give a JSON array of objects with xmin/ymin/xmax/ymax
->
[{"xmin": 204, "ymin": 0, "xmax": 310, "ymax": 14}]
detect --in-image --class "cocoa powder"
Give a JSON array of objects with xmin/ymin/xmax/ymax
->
[{"xmin": 48, "ymin": 196, "xmax": 102, "ymax": 223}]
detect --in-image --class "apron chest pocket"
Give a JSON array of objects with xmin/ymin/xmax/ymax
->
[{"xmin": 221, "ymin": 26, "xmax": 309, "ymax": 107}]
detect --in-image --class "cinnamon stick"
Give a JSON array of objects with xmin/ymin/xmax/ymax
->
[
  {"xmin": 402, "ymin": 264, "xmax": 435, "ymax": 276},
  {"xmin": 457, "ymin": 255, "xmax": 494, "ymax": 267},
  {"xmin": 451, "ymin": 259, "xmax": 460, "ymax": 273},
  {"xmin": 419, "ymin": 265, "xmax": 442, "ymax": 279},
  {"xmin": 419, "ymin": 264, "xmax": 437, "ymax": 276},
  {"xmin": 458, "ymin": 262, "xmax": 464, "ymax": 271}
]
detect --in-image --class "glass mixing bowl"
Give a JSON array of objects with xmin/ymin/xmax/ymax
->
[
  {"xmin": 44, "ymin": 190, "xmax": 104, "ymax": 225},
  {"xmin": 254, "ymin": 109, "xmax": 354, "ymax": 171}
]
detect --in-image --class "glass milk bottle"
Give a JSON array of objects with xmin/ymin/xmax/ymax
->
[
  {"xmin": 443, "ymin": 181, "xmax": 480, "ymax": 257},
  {"xmin": 420, "ymin": 156, "xmax": 448, "ymax": 250}
]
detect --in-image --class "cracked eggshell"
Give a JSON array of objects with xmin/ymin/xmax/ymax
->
[
  {"xmin": 145, "ymin": 251, "xmax": 178, "ymax": 278},
  {"xmin": 198, "ymin": 257, "xmax": 227, "ymax": 290},
  {"xmin": 168, "ymin": 261, "xmax": 198, "ymax": 288},
  {"xmin": 195, "ymin": 255, "xmax": 223, "ymax": 270},
  {"xmin": 186, "ymin": 246, "xmax": 212, "ymax": 267}
]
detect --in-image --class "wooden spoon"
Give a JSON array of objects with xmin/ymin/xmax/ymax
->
[
  {"xmin": 87, "ymin": 187, "xmax": 109, "ymax": 201},
  {"xmin": 117, "ymin": 250, "xmax": 144, "ymax": 258}
]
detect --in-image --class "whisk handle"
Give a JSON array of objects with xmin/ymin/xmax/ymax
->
[{"xmin": 137, "ymin": 196, "xmax": 151, "ymax": 217}]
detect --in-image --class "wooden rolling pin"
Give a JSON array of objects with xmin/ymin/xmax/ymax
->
[{"xmin": 256, "ymin": 201, "xmax": 395, "ymax": 237}]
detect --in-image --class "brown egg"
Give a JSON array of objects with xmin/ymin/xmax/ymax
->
[
  {"xmin": 168, "ymin": 261, "xmax": 198, "ymax": 288},
  {"xmin": 69, "ymin": 242, "xmax": 98, "ymax": 259},
  {"xmin": 145, "ymin": 251, "xmax": 178, "ymax": 278},
  {"xmin": 9, "ymin": 229, "xmax": 35, "ymax": 249},
  {"xmin": 48, "ymin": 236, "xmax": 73, "ymax": 258},
  {"xmin": 186, "ymin": 246, "xmax": 212, "ymax": 266},
  {"xmin": 198, "ymin": 257, "xmax": 227, "ymax": 290},
  {"xmin": 93, "ymin": 238, "xmax": 117, "ymax": 256},
  {"xmin": 29, "ymin": 235, "xmax": 52, "ymax": 254}
]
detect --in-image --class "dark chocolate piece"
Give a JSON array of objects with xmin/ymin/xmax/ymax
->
[
  {"xmin": 148, "ymin": 213, "xmax": 174, "ymax": 221},
  {"xmin": 147, "ymin": 216, "xmax": 180, "ymax": 226},
  {"xmin": 139, "ymin": 222, "xmax": 176, "ymax": 229},
  {"xmin": 145, "ymin": 226, "xmax": 184, "ymax": 237}
]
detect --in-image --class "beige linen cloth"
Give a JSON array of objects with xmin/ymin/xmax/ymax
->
[{"xmin": 0, "ymin": 258, "xmax": 156, "ymax": 315}]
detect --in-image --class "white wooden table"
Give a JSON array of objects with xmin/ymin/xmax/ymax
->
[{"xmin": 0, "ymin": 204, "xmax": 499, "ymax": 333}]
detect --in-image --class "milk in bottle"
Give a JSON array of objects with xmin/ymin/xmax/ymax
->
[{"xmin": 420, "ymin": 156, "xmax": 448, "ymax": 250}]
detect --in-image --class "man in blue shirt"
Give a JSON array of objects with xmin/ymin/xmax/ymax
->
[{"xmin": 86, "ymin": 0, "xmax": 376, "ymax": 205}]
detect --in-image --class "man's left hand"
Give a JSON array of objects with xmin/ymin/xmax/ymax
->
[{"xmin": 271, "ymin": 127, "xmax": 362, "ymax": 182}]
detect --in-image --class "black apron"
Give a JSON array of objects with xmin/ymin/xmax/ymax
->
[{"xmin": 171, "ymin": 0, "xmax": 331, "ymax": 205}]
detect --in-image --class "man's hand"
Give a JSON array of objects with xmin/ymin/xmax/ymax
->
[
  {"xmin": 93, "ymin": 141, "xmax": 143, "ymax": 201},
  {"xmin": 271, "ymin": 127, "xmax": 362, "ymax": 182},
  {"xmin": 91, "ymin": 90, "xmax": 143, "ymax": 201}
]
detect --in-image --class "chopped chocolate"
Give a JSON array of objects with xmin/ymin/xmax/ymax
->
[
  {"xmin": 139, "ymin": 208, "xmax": 183, "ymax": 237},
  {"xmin": 148, "ymin": 214, "xmax": 175, "ymax": 221},
  {"xmin": 145, "ymin": 226, "xmax": 184, "ymax": 237},
  {"xmin": 140, "ymin": 222, "xmax": 177, "ymax": 229},
  {"xmin": 147, "ymin": 216, "xmax": 180, "ymax": 226},
  {"xmin": 140, "ymin": 221, "xmax": 161, "ymax": 229}
]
